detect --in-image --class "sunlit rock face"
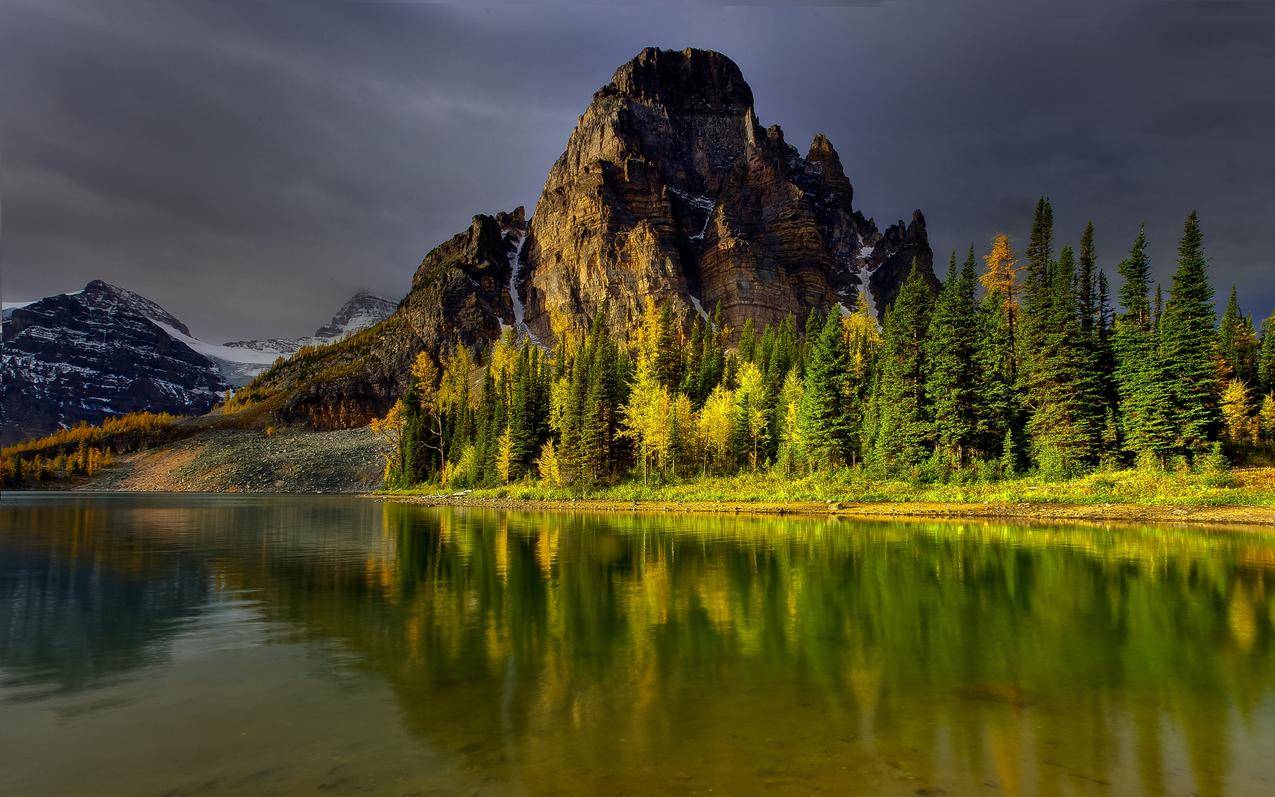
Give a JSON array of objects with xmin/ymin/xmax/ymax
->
[
  {"xmin": 248, "ymin": 48, "xmax": 937, "ymax": 428},
  {"xmin": 249, "ymin": 209, "xmax": 527, "ymax": 429},
  {"xmin": 521, "ymin": 46, "xmax": 936, "ymax": 343}
]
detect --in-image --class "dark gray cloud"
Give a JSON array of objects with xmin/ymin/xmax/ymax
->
[{"xmin": 3, "ymin": 0, "xmax": 1273, "ymax": 340}]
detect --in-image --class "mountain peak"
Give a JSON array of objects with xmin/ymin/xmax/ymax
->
[
  {"xmin": 82, "ymin": 279, "xmax": 193, "ymax": 336},
  {"xmin": 313, "ymin": 291, "xmax": 395, "ymax": 339},
  {"xmin": 606, "ymin": 47, "xmax": 754, "ymax": 113}
]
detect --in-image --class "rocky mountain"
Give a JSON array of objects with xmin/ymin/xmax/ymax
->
[
  {"xmin": 241, "ymin": 210, "xmax": 523, "ymax": 429},
  {"xmin": 520, "ymin": 47, "xmax": 936, "ymax": 341},
  {"xmin": 217, "ymin": 290, "xmax": 397, "ymax": 384},
  {"xmin": 1, "ymin": 281, "xmax": 226, "ymax": 444},
  {"xmin": 312, "ymin": 291, "xmax": 397, "ymax": 339},
  {"xmin": 1, "ymin": 282, "xmax": 395, "ymax": 443},
  {"xmin": 218, "ymin": 47, "xmax": 938, "ymax": 429}
]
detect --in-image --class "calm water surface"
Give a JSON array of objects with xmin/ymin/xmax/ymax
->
[{"xmin": 2, "ymin": 493, "xmax": 1275, "ymax": 795}]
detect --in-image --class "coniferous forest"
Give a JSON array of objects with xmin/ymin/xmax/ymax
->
[{"xmin": 377, "ymin": 204, "xmax": 1275, "ymax": 492}]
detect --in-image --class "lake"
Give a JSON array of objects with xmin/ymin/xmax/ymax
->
[{"xmin": 2, "ymin": 493, "xmax": 1274, "ymax": 795}]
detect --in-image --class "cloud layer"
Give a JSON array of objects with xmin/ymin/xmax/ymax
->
[{"xmin": 4, "ymin": 1, "xmax": 1273, "ymax": 340}]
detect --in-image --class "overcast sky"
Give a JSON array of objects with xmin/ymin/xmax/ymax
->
[{"xmin": 3, "ymin": 0, "xmax": 1273, "ymax": 341}]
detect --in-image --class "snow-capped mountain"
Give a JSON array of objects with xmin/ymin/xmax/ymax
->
[
  {"xmin": 216, "ymin": 291, "xmax": 397, "ymax": 384},
  {"xmin": 1, "ymin": 281, "xmax": 395, "ymax": 444},
  {"xmin": 1, "ymin": 281, "xmax": 227, "ymax": 444},
  {"xmin": 312, "ymin": 291, "xmax": 396, "ymax": 339}
]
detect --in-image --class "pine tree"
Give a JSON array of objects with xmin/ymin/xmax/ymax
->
[
  {"xmin": 1020, "ymin": 197, "xmax": 1055, "ymax": 381},
  {"xmin": 797, "ymin": 311, "xmax": 854, "ymax": 470},
  {"xmin": 1077, "ymin": 222, "xmax": 1098, "ymax": 337},
  {"xmin": 976, "ymin": 235, "xmax": 1022, "ymax": 458},
  {"xmin": 1025, "ymin": 245, "xmax": 1089, "ymax": 474},
  {"xmin": 738, "ymin": 317, "xmax": 757, "ymax": 363},
  {"xmin": 926, "ymin": 251, "xmax": 980, "ymax": 466},
  {"xmin": 1113, "ymin": 226, "xmax": 1175, "ymax": 461},
  {"xmin": 871, "ymin": 262, "xmax": 936, "ymax": 469},
  {"xmin": 734, "ymin": 360, "xmax": 770, "ymax": 469},
  {"xmin": 1073, "ymin": 224, "xmax": 1108, "ymax": 462},
  {"xmin": 1260, "ymin": 393, "xmax": 1275, "ymax": 441},
  {"xmin": 1220, "ymin": 379, "xmax": 1253, "ymax": 445},
  {"xmin": 1159, "ymin": 211, "xmax": 1220, "ymax": 454},
  {"xmin": 1218, "ymin": 287, "xmax": 1259, "ymax": 384},
  {"xmin": 698, "ymin": 384, "xmax": 736, "ymax": 474},
  {"xmin": 1261, "ymin": 311, "xmax": 1275, "ymax": 396},
  {"xmin": 580, "ymin": 311, "xmax": 619, "ymax": 482}
]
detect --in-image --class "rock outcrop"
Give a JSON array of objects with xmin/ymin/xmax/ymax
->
[
  {"xmin": 244, "ymin": 210, "xmax": 525, "ymax": 428},
  {"xmin": 521, "ymin": 47, "xmax": 935, "ymax": 342},
  {"xmin": 245, "ymin": 47, "xmax": 936, "ymax": 429}
]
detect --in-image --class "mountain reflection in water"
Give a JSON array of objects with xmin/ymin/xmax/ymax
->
[{"xmin": 2, "ymin": 493, "xmax": 1274, "ymax": 795}]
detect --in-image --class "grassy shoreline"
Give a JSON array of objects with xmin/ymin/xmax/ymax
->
[{"xmin": 381, "ymin": 466, "xmax": 1275, "ymax": 527}]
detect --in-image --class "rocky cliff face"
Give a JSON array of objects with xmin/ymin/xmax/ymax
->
[
  {"xmin": 245, "ymin": 210, "xmax": 524, "ymax": 428},
  {"xmin": 247, "ymin": 47, "xmax": 936, "ymax": 429},
  {"xmin": 521, "ymin": 47, "xmax": 936, "ymax": 342},
  {"xmin": 1, "ymin": 281, "xmax": 227, "ymax": 443}
]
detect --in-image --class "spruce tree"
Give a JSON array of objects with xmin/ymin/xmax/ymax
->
[
  {"xmin": 1020, "ymin": 197, "xmax": 1055, "ymax": 381},
  {"xmin": 925, "ymin": 251, "xmax": 980, "ymax": 466},
  {"xmin": 1112, "ymin": 226, "xmax": 1174, "ymax": 462},
  {"xmin": 1025, "ymin": 245, "xmax": 1088, "ymax": 473},
  {"xmin": 1077, "ymin": 222, "xmax": 1098, "ymax": 337},
  {"xmin": 1218, "ymin": 286, "xmax": 1259, "ymax": 384},
  {"xmin": 1159, "ymin": 211, "xmax": 1220, "ymax": 454},
  {"xmin": 976, "ymin": 235, "xmax": 1022, "ymax": 458},
  {"xmin": 1072, "ymin": 225, "xmax": 1108, "ymax": 461},
  {"xmin": 655, "ymin": 302, "xmax": 682, "ymax": 389},
  {"xmin": 872, "ymin": 262, "xmax": 936, "ymax": 469},
  {"xmin": 1260, "ymin": 311, "xmax": 1275, "ymax": 395},
  {"xmin": 738, "ymin": 317, "xmax": 757, "ymax": 363},
  {"xmin": 797, "ymin": 311, "xmax": 854, "ymax": 469}
]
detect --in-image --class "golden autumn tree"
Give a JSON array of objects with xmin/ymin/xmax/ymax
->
[
  {"xmin": 619, "ymin": 357, "xmax": 673, "ymax": 485},
  {"xmin": 843, "ymin": 289, "xmax": 881, "ymax": 382},
  {"xmin": 1220, "ymin": 379, "xmax": 1254, "ymax": 444},
  {"xmin": 697, "ymin": 384, "xmax": 735, "ymax": 474},
  {"xmin": 369, "ymin": 400, "xmax": 407, "ymax": 481},
  {"xmin": 411, "ymin": 351, "xmax": 448, "ymax": 475},
  {"xmin": 981, "ymin": 233, "xmax": 1021, "ymax": 313}
]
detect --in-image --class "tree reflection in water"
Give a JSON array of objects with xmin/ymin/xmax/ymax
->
[{"xmin": 2, "ymin": 495, "xmax": 1274, "ymax": 794}]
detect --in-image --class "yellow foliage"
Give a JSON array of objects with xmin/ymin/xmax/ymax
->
[
  {"xmin": 619, "ymin": 359, "xmax": 673, "ymax": 483},
  {"xmin": 411, "ymin": 351, "xmax": 440, "ymax": 396},
  {"xmin": 981, "ymin": 233, "xmax": 1021, "ymax": 312},
  {"xmin": 698, "ymin": 384, "xmax": 736, "ymax": 473},
  {"xmin": 3, "ymin": 411, "xmax": 178, "ymax": 460},
  {"xmin": 369, "ymin": 400, "xmax": 407, "ymax": 471},
  {"xmin": 497, "ymin": 426, "xmax": 514, "ymax": 483},
  {"xmin": 842, "ymin": 290, "xmax": 880, "ymax": 381},
  {"xmin": 1221, "ymin": 379, "xmax": 1254, "ymax": 444},
  {"xmin": 536, "ymin": 439, "xmax": 564, "ymax": 487},
  {"xmin": 1261, "ymin": 394, "xmax": 1275, "ymax": 441}
]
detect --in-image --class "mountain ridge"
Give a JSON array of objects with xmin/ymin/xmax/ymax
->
[{"xmin": 1, "ymin": 282, "xmax": 393, "ymax": 442}]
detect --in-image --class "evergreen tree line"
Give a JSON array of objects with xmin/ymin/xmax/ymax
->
[{"xmin": 379, "ymin": 204, "xmax": 1275, "ymax": 488}]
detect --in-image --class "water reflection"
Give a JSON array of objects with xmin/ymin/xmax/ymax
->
[{"xmin": 2, "ymin": 494, "xmax": 1274, "ymax": 794}]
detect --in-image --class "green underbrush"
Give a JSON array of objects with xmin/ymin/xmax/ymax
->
[{"xmin": 386, "ymin": 464, "xmax": 1275, "ymax": 509}]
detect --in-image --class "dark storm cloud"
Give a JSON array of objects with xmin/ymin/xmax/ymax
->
[{"xmin": 3, "ymin": 0, "xmax": 1274, "ymax": 340}]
